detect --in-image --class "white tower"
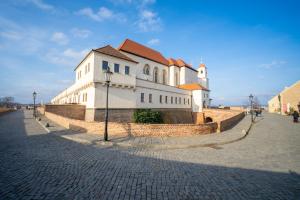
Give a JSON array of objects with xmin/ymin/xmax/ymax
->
[{"xmin": 198, "ymin": 63, "xmax": 209, "ymax": 89}]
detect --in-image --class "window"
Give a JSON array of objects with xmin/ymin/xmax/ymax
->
[
  {"xmin": 153, "ymin": 67, "xmax": 158, "ymax": 83},
  {"xmin": 179, "ymin": 97, "xmax": 181, "ymax": 104},
  {"xmin": 149, "ymin": 94, "xmax": 152, "ymax": 103},
  {"xmin": 114, "ymin": 63, "xmax": 119, "ymax": 73},
  {"xmin": 85, "ymin": 65, "xmax": 87, "ymax": 74},
  {"xmin": 165, "ymin": 96, "xmax": 168, "ymax": 104},
  {"xmin": 125, "ymin": 66, "xmax": 130, "ymax": 75},
  {"xmin": 102, "ymin": 60, "xmax": 108, "ymax": 70},
  {"xmin": 175, "ymin": 97, "xmax": 177, "ymax": 104},
  {"xmin": 88, "ymin": 63, "xmax": 90, "ymax": 72},
  {"xmin": 201, "ymin": 70, "xmax": 203, "ymax": 74},
  {"xmin": 141, "ymin": 93, "xmax": 144, "ymax": 103},
  {"xmin": 162, "ymin": 70, "xmax": 167, "ymax": 84},
  {"xmin": 184, "ymin": 98, "xmax": 186, "ymax": 104},
  {"xmin": 171, "ymin": 97, "xmax": 173, "ymax": 104},
  {"xmin": 188, "ymin": 98, "xmax": 190, "ymax": 105},
  {"xmin": 160, "ymin": 95, "xmax": 162, "ymax": 103},
  {"xmin": 143, "ymin": 64, "xmax": 150, "ymax": 75}
]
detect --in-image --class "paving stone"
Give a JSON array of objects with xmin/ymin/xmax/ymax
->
[{"xmin": 0, "ymin": 110, "xmax": 299, "ymax": 199}]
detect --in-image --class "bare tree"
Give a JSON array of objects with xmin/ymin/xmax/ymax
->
[{"xmin": 0, "ymin": 96, "xmax": 14, "ymax": 108}]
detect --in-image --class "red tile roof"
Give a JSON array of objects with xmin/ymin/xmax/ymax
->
[
  {"xmin": 94, "ymin": 45, "xmax": 138, "ymax": 63},
  {"xmin": 118, "ymin": 39, "xmax": 169, "ymax": 66},
  {"xmin": 168, "ymin": 58, "xmax": 197, "ymax": 72},
  {"xmin": 178, "ymin": 83, "xmax": 209, "ymax": 91},
  {"xmin": 176, "ymin": 59, "xmax": 192, "ymax": 68},
  {"xmin": 168, "ymin": 58, "xmax": 179, "ymax": 66},
  {"xmin": 199, "ymin": 63, "xmax": 206, "ymax": 68}
]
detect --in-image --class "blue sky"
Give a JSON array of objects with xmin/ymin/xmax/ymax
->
[{"xmin": 0, "ymin": 0, "xmax": 299, "ymax": 105}]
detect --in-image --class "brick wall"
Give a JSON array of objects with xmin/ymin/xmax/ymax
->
[
  {"xmin": 45, "ymin": 111, "xmax": 217, "ymax": 137},
  {"xmin": 87, "ymin": 108, "xmax": 194, "ymax": 124},
  {"xmin": 44, "ymin": 104, "xmax": 86, "ymax": 120},
  {"xmin": 202, "ymin": 109, "xmax": 245, "ymax": 132}
]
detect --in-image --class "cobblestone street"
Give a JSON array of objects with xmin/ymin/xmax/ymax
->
[{"xmin": 0, "ymin": 110, "xmax": 299, "ymax": 199}]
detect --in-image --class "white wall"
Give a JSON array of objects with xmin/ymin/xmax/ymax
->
[
  {"xmin": 136, "ymin": 79, "xmax": 191, "ymax": 109},
  {"xmin": 121, "ymin": 51, "xmax": 169, "ymax": 85},
  {"xmin": 94, "ymin": 84, "xmax": 136, "ymax": 109},
  {"xmin": 93, "ymin": 52, "xmax": 137, "ymax": 87},
  {"xmin": 180, "ymin": 67, "xmax": 198, "ymax": 85},
  {"xmin": 169, "ymin": 65, "xmax": 180, "ymax": 86}
]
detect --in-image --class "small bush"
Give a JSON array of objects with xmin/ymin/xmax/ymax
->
[{"xmin": 133, "ymin": 109, "xmax": 163, "ymax": 123}]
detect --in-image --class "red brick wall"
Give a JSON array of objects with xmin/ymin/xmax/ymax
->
[
  {"xmin": 202, "ymin": 109, "xmax": 245, "ymax": 132},
  {"xmin": 45, "ymin": 111, "xmax": 217, "ymax": 137}
]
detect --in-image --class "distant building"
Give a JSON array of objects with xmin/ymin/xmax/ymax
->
[
  {"xmin": 51, "ymin": 39, "xmax": 211, "ymax": 121},
  {"xmin": 268, "ymin": 80, "xmax": 300, "ymax": 114}
]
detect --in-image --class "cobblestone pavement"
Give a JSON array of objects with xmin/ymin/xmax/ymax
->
[{"xmin": 0, "ymin": 110, "xmax": 299, "ymax": 199}]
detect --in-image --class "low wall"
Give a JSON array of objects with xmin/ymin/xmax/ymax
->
[
  {"xmin": 44, "ymin": 111, "xmax": 217, "ymax": 137},
  {"xmin": 87, "ymin": 108, "xmax": 194, "ymax": 124},
  {"xmin": 44, "ymin": 104, "xmax": 86, "ymax": 120},
  {"xmin": 202, "ymin": 109, "xmax": 245, "ymax": 132}
]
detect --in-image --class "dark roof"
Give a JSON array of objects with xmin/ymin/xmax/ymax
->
[
  {"xmin": 93, "ymin": 45, "xmax": 138, "ymax": 63},
  {"xmin": 118, "ymin": 39, "xmax": 169, "ymax": 66}
]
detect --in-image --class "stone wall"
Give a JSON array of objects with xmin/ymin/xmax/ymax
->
[
  {"xmin": 202, "ymin": 109, "xmax": 245, "ymax": 132},
  {"xmin": 44, "ymin": 111, "xmax": 217, "ymax": 137},
  {"xmin": 44, "ymin": 104, "xmax": 86, "ymax": 120}
]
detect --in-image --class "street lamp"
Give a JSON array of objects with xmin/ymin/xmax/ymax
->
[
  {"xmin": 33, "ymin": 91, "xmax": 37, "ymax": 118},
  {"xmin": 278, "ymin": 94, "xmax": 281, "ymax": 114},
  {"xmin": 103, "ymin": 67, "xmax": 113, "ymax": 141},
  {"xmin": 249, "ymin": 94, "xmax": 254, "ymax": 122}
]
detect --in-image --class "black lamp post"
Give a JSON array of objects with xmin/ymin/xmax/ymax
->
[
  {"xmin": 249, "ymin": 94, "xmax": 254, "ymax": 122},
  {"xmin": 103, "ymin": 67, "xmax": 113, "ymax": 141},
  {"xmin": 209, "ymin": 98, "xmax": 212, "ymax": 108},
  {"xmin": 278, "ymin": 94, "xmax": 281, "ymax": 114},
  {"xmin": 33, "ymin": 91, "xmax": 37, "ymax": 118}
]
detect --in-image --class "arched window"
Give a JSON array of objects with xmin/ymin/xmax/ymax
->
[
  {"xmin": 153, "ymin": 67, "xmax": 159, "ymax": 83},
  {"xmin": 143, "ymin": 64, "xmax": 150, "ymax": 75},
  {"xmin": 162, "ymin": 70, "xmax": 167, "ymax": 84}
]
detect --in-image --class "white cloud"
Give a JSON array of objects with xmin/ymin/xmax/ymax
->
[
  {"xmin": 76, "ymin": 7, "xmax": 126, "ymax": 22},
  {"xmin": 26, "ymin": 0, "xmax": 54, "ymax": 11},
  {"xmin": 136, "ymin": 10, "xmax": 162, "ymax": 32},
  {"xmin": 63, "ymin": 48, "xmax": 89, "ymax": 59},
  {"xmin": 51, "ymin": 32, "xmax": 69, "ymax": 45},
  {"xmin": 71, "ymin": 28, "xmax": 92, "ymax": 38},
  {"xmin": 110, "ymin": 0, "xmax": 155, "ymax": 5},
  {"xmin": 259, "ymin": 60, "xmax": 287, "ymax": 69},
  {"xmin": 45, "ymin": 48, "xmax": 89, "ymax": 67},
  {"xmin": 147, "ymin": 38, "xmax": 160, "ymax": 45}
]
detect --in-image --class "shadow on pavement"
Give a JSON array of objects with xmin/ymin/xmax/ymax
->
[{"xmin": 0, "ymin": 110, "xmax": 299, "ymax": 199}]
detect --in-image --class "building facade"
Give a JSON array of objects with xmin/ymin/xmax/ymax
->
[
  {"xmin": 51, "ymin": 39, "xmax": 210, "ymax": 121},
  {"xmin": 268, "ymin": 80, "xmax": 300, "ymax": 114}
]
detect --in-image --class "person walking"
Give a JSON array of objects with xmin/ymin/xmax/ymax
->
[{"xmin": 292, "ymin": 111, "xmax": 299, "ymax": 123}]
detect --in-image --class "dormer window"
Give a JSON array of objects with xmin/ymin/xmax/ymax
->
[{"xmin": 143, "ymin": 64, "xmax": 150, "ymax": 75}]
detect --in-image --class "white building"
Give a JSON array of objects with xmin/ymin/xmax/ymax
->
[{"xmin": 51, "ymin": 39, "xmax": 210, "ymax": 122}]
